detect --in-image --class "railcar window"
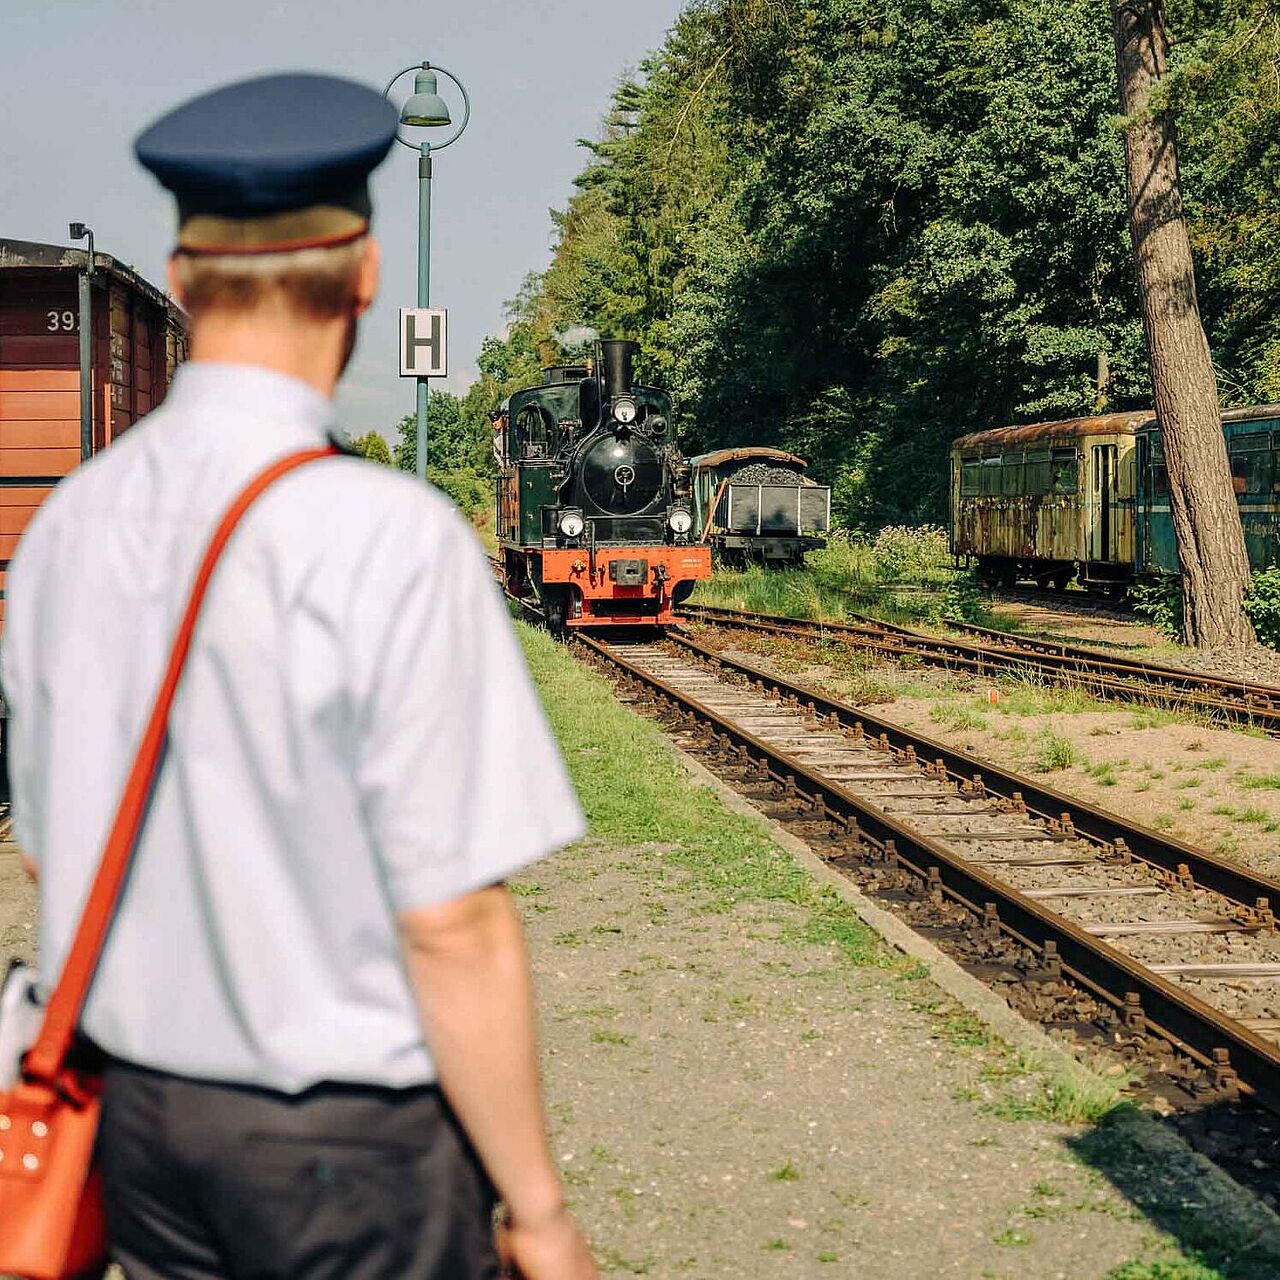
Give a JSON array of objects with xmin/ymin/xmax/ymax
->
[
  {"xmin": 1001, "ymin": 452, "xmax": 1024, "ymax": 495},
  {"xmin": 960, "ymin": 459, "xmax": 981, "ymax": 496},
  {"xmin": 981, "ymin": 457, "xmax": 1002, "ymax": 495},
  {"xmin": 1153, "ymin": 463, "xmax": 1170, "ymax": 497},
  {"xmin": 1229, "ymin": 434, "xmax": 1271, "ymax": 495},
  {"xmin": 1050, "ymin": 448, "xmax": 1078, "ymax": 494},
  {"xmin": 1025, "ymin": 449, "xmax": 1051, "ymax": 495}
]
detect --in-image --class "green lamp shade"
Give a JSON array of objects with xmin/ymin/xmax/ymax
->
[{"xmin": 401, "ymin": 69, "xmax": 451, "ymax": 127}]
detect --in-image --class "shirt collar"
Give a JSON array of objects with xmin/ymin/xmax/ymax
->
[{"xmin": 164, "ymin": 362, "xmax": 336, "ymax": 441}]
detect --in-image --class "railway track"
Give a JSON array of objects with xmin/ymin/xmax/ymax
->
[
  {"xmin": 578, "ymin": 629, "xmax": 1280, "ymax": 1114},
  {"xmin": 679, "ymin": 603, "xmax": 1280, "ymax": 733}
]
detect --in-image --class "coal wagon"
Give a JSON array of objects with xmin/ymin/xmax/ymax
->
[{"xmin": 690, "ymin": 447, "xmax": 831, "ymax": 568}]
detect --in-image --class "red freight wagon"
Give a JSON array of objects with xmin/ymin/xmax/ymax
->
[{"xmin": 0, "ymin": 238, "xmax": 188, "ymax": 624}]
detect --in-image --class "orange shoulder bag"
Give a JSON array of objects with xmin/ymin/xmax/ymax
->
[{"xmin": 0, "ymin": 446, "xmax": 336, "ymax": 1280}]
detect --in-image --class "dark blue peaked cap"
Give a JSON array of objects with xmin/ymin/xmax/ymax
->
[{"xmin": 135, "ymin": 73, "xmax": 398, "ymax": 253}]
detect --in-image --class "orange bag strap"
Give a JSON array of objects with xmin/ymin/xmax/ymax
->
[{"xmin": 22, "ymin": 445, "xmax": 338, "ymax": 1086}]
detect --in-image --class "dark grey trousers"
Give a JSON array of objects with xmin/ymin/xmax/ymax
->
[{"xmin": 99, "ymin": 1059, "xmax": 500, "ymax": 1280}]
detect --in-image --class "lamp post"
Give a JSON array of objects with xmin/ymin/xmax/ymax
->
[
  {"xmin": 384, "ymin": 62, "xmax": 471, "ymax": 481},
  {"xmin": 68, "ymin": 222, "xmax": 95, "ymax": 462}
]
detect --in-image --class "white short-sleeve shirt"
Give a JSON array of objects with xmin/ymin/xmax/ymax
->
[{"xmin": 2, "ymin": 362, "xmax": 584, "ymax": 1093}]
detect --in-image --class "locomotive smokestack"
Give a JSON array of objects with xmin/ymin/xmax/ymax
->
[{"xmin": 600, "ymin": 339, "xmax": 639, "ymax": 399}]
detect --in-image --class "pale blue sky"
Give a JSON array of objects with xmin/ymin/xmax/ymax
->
[{"xmin": 0, "ymin": 0, "xmax": 686, "ymax": 435}]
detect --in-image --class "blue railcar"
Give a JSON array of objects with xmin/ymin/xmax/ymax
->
[{"xmin": 1135, "ymin": 406, "xmax": 1280, "ymax": 576}]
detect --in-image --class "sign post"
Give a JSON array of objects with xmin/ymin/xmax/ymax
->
[{"xmin": 400, "ymin": 306, "xmax": 447, "ymax": 480}]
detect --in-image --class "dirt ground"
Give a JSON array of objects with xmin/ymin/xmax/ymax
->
[
  {"xmin": 523, "ymin": 834, "xmax": 1246, "ymax": 1278},
  {"xmin": 0, "ymin": 837, "xmax": 37, "ymax": 966},
  {"xmin": 986, "ymin": 597, "xmax": 1171, "ymax": 654},
  {"xmin": 983, "ymin": 595, "xmax": 1280, "ymax": 687}
]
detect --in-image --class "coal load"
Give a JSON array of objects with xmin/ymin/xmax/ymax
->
[{"xmin": 727, "ymin": 462, "xmax": 812, "ymax": 487}]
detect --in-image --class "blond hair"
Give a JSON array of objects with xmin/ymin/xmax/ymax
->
[{"xmin": 172, "ymin": 237, "xmax": 367, "ymax": 320}]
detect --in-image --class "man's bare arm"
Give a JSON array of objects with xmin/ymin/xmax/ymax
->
[
  {"xmin": 397, "ymin": 885, "xmax": 597, "ymax": 1280},
  {"xmin": 20, "ymin": 854, "xmax": 36, "ymax": 882}
]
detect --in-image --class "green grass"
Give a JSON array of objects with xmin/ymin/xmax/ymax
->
[
  {"xmin": 1086, "ymin": 760, "xmax": 1124, "ymax": 786},
  {"xmin": 930, "ymin": 701, "xmax": 989, "ymax": 732},
  {"xmin": 981, "ymin": 1069, "xmax": 1122, "ymax": 1126},
  {"xmin": 1036, "ymin": 728, "xmax": 1083, "ymax": 772},
  {"xmin": 1236, "ymin": 769, "xmax": 1280, "ymax": 790},
  {"xmin": 688, "ymin": 528, "xmax": 1009, "ymax": 630},
  {"xmin": 992, "ymin": 1228, "xmax": 1033, "ymax": 1247},
  {"xmin": 518, "ymin": 624, "xmax": 893, "ymax": 969},
  {"xmin": 1209, "ymin": 803, "xmax": 1280, "ymax": 831},
  {"xmin": 520, "ymin": 619, "xmax": 1280, "ymax": 1280}
]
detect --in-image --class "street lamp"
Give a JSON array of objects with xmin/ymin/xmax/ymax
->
[
  {"xmin": 384, "ymin": 61, "xmax": 471, "ymax": 481},
  {"xmin": 68, "ymin": 222, "xmax": 95, "ymax": 463}
]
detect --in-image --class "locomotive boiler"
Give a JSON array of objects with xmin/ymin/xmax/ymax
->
[{"xmin": 494, "ymin": 339, "xmax": 711, "ymax": 627}]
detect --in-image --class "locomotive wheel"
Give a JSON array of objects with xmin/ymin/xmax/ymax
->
[{"xmin": 542, "ymin": 587, "xmax": 570, "ymax": 635}]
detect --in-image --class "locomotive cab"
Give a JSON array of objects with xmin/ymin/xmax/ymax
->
[{"xmin": 496, "ymin": 339, "xmax": 710, "ymax": 627}]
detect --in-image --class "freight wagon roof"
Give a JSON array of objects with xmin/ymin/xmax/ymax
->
[
  {"xmin": 0, "ymin": 237, "xmax": 184, "ymax": 324},
  {"xmin": 690, "ymin": 446, "xmax": 808, "ymax": 471},
  {"xmin": 952, "ymin": 411, "xmax": 1154, "ymax": 451}
]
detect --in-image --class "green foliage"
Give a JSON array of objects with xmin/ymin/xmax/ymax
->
[
  {"xmin": 346, "ymin": 430, "xmax": 393, "ymax": 465},
  {"xmin": 488, "ymin": 0, "xmax": 1274, "ymax": 530},
  {"xmin": 870, "ymin": 525, "xmax": 952, "ymax": 583},
  {"xmin": 1166, "ymin": 1, "xmax": 1280, "ymax": 403},
  {"xmin": 1244, "ymin": 566, "xmax": 1280, "ymax": 648},
  {"xmin": 1036, "ymin": 729, "xmax": 1083, "ymax": 772},
  {"xmin": 1131, "ymin": 577, "xmax": 1184, "ymax": 638},
  {"xmin": 429, "ymin": 466, "xmax": 492, "ymax": 520}
]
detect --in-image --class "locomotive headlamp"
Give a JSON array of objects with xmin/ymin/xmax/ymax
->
[
  {"xmin": 559, "ymin": 508, "xmax": 586, "ymax": 539},
  {"xmin": 613, "ymin": 397, "xmax": 638, "ymax": 426},
  {"xmin": 668, "ymin": 506, "xmax": 693, "ymax": 535}
]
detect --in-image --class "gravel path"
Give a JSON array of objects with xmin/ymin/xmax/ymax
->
[{"xmin": 524, "ymin": 833, "xmax": 1199, "ymax": 1277}]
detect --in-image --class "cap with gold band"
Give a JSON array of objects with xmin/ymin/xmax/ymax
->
[{"xmin": 135, "ymin": 72, "xmax": 398, "ymax": 256}]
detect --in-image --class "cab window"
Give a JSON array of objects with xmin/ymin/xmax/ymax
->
[
  {"xmin": 1050, "ymin": 447, "xmax": 1078, "ymax": 495},
  {"xmin": 981, "ymin": 456, "xmax": 1002, "ymax": 495},
  {"xmin": 1001, "ymin": 451, "xmax": 1023, "ymax": 495},
  {"xmin": 960, "ymin": 457, "xmax": 981, "ymax": 496}
]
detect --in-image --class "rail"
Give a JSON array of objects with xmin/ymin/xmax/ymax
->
[
  {"xmin": 678, "ymin": 603, "xmax": 1280, "ymax": 732},
  {"xmin": 579, "ymin": 630, "xmax": 1280, "ymax": 1113}
]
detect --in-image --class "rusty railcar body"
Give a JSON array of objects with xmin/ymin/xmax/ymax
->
[
  {"xmin": 950, "ymin": 412, "xmax": 1148, "ymax": 593},
  {"xmin": 495, "ymin": 339, "xmax": 711, "ymax": 627},
  {"xmin": 0, "ymin": 238, "xmax": 187, "ymax": 620}
]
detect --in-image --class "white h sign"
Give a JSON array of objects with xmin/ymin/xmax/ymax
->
[{"xmin": 399, "ymin": 308, "xmax": 448, "ymax": 378}]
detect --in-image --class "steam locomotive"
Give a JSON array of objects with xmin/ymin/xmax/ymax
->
[{"xmin": 494, "ymin": 339, "xmax": 711, "ymax": 627}]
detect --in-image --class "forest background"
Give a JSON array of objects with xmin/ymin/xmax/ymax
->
[{"xmin": 354, "ymin": 0, "xmax": 1279, "ymax": 532}]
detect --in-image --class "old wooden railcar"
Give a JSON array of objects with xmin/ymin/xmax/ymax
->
[
  {"xmin": 689, "ymin": 447, "xmax": 831, "ymax": 568},
  {"xmin": 0, "ymin": 237, "xmax": 187, "ymax": 621},
  {"xmin": 495, "ymin": 339, "xmax": 711, "ymax": 627},
  {"xmin": 950, "ymin": 412, "xmax": 1149, "ymax": 593},
  {"xmin": 1135, "ymin": 406, "xmax": 1280, "ymax": 576}
]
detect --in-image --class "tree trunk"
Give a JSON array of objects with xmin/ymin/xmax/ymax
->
[{"xmin": 1112, "ymin": 0, "xmax": 1254, "ymax": 647}]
